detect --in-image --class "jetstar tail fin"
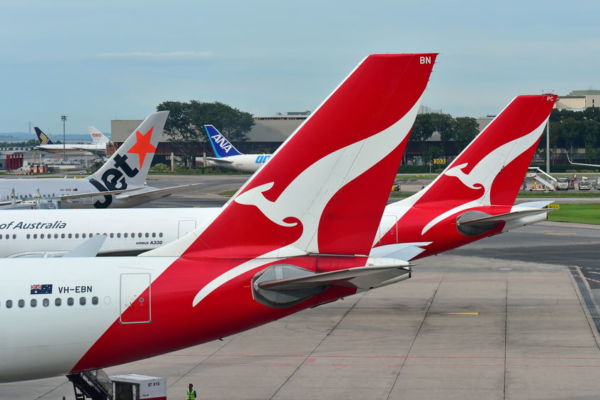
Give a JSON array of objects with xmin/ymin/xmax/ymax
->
[
  {"xmin": 34, "ymin": 127, "xmax": 53, "ymax": 145},
  {"xmin": 87, "ymin": 111, "xmax": 168, "ymax": 189},
  {"xmin": 204, "ymin": 125, "xmax": 243, "ymax": 157}
]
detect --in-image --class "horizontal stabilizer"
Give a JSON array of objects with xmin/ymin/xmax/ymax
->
[
  {"xmin": 60, "ymin": 188, "xmax": 138, "ymax": 201},
  {"xmin": 369, "ymin": 242, "xmax": 429, "ymax": 260},
  {"xmin": 64, "ymin": 235, "xmax": 107, "ymax": 257},
  {"xmin": 115, "ymin": 183, "xmax": 202, "ymax": 201},
  {"xmin": 205, "ymin": 157, "xmax": 233, "ymax": 165},
  {"xmin": 458, "ymin": 208, "xmax": 550, "ymax": 227},
  {"xmin": 256, "ymin": 258, "xmax": 410, "ymax": 292}
]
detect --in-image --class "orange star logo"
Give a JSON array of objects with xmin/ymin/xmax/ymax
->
[{"xmin": 128, "ymin": 127, "xmax": 157, "ymax": 168}]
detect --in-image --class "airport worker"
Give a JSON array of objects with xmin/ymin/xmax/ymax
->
[{"xmin": 187, "ymin": 383, "xmax": 197, "ymax": 399}]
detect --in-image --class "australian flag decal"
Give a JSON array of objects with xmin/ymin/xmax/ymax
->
[{"xmin": 30, "ymin": 284, "xmax": 53, "ymax": 295}]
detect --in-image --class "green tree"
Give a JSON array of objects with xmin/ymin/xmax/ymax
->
[
  {"xmin": 157, "ymin": 101, "xmax": 254, "ymax": 168},
  {"xmin": 452, "ymin": 117, "xmax": 479, "ymax": 147},
  {"xmin": 411, "ymin": 113, "xmax": 453, "ymax": 143}
]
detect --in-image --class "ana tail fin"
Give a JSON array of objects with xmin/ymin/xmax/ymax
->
[
  {"xmin": 146, "ymin": 53, "xmax": 437, "ymax": 259},
  {"xmin": 87, "ymin": 111, "xmax": 168, "ymax": 188},
  {"xmin": 34, "ymin": 127, "xmax": 53, "ymax": 144},
  {"xmin": 203, "ymin": 125, "xmax": 243, "ymax": 157},
  {"xmin": 88, "ymin": 127, "xmax": 110, "ymax": 145}
]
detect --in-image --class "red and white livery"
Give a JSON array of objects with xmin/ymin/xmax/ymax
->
[{"xmin": 0, "ymin": 53, "xmax": 437, "ymax": 382}]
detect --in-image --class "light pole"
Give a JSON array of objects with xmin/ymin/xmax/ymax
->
[
  {"xmin": 61, "ymin": 115, "xmax": 67, "ymax": 161},
  {"xmin": 546, "ymin": 121, "xmax": 550, "ymax": 173}
]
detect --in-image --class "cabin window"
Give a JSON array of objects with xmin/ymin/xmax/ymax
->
[
  {"xmin": 55, "ymin": 298, "xmax": 61, "ymax": 306},
  {"xmin": 124, "ymin": 233, "xmax": 128, "ymax": 238},
  {"xmin": 92, "ymin": 296, "xmax": 99, "ymax": 305},
  {"xmin": 68, "ymin": 234, "xmax": 72, "ymax": 239},
  {"xmin": 75, "ymin": 233, "xmax": 79, "ymax": 239},
  {"xmin": 30, "ymin": 299, "xmax": 37, "ymax": 307},
  {"xmin": 61, "ymin": 234, "xmax": 65, "ymax": 239},
  {"xmin": 0, "ymin": 234, "xmax": 2, "ymax": 239},
  {"xmin": 67, "ymin": 297, "xmax": 74, "ymax": 306},
  {"xmin": 117, "ymin": 233, "xmax": 121, "ymax": 238},
  {"xmin": 82, "ymin": 233, "xmax": 86, "ymax": 239},
  {"xmin": 145, "ymin": 232, "xmax": 149, "ymax": 238},
  {"xmin": 40, "ymin": 234, "xmax": 44, "ymax": 239},
  {"xmin": 159, "ymin": 232, "xmax": 164, "ymax": 238},
  {"xmin": 26, "ymin": 234, "xmax": 30, "ymax": 239},
  {"xmin": 152, "ymin": 232, "xmax": 156, "ymax": 238},
  {"xmin": 33, "ymin": 234, "xmax": 37, "ymax": 239},
  {"xmin": 43, "ymin": 298, "xmax": 49, "ymax": 307},
  {"xmin": 109, "ymin": 233, "xmax": 114, "ymax": 238},
  {"xmin": 79, "ymin": 297, "xmax": 86, "ymax": 306},
  {"xmin": 6, "ymin": 300, "xmax": 12, "ymax": 309},
  {"xmin": 18, "ymin": 299, "xmax": 25, "ymax": 308},
  {"xmin": 138, "ymin": 233, "xmax": 142, "ymax": 238},
  {"xmin": 12, "ymin": 234, "xmax": 15, "ymax": 239}
]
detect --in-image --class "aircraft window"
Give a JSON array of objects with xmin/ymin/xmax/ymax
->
[
  {"xmin": 159, "ymin": 232, "xmax": 163, "ymax": 238},
  {"xmin": 89, "ymin": 233, "xmax": 93, "ymax": 237},
  {"xmin": 18, "ymin": 299, "xmax": 24, "ymax": 308},
  {"xmin": 68, "ymin": 234, "xmax": 72, "ymax": 239},
  {"xmin": 79, "ymin": 297, "xmax": 86, "ymax": 306},
  {"xmin": 61, "ymin": 234, "xmax": 65, "ymax": 239},
  {"xmin": 75, "ymin": 233, "xmax": 79, "ymax": 239},
  {"xmin": 6, "ymin": 300, "xmax": 12, "ymax": 309},
  {"xmin": 30, "ymin": 299, "xmax": 37, "ymax": 307},
  {"xmin": 117, "ymin": 233, "xmax": 121, "ymax": 238},
  {"xmin": 82, "ymin": 233, "xmax": 86, "ymax": 238},
  {"xmin": 48, "ymin": 235, "xmax": 51, "ymax": 240},
  {"xmin": 54, "ymin": 234, "xmax": 58, "ymax": 238},
  {"xmin": 0, "ymin": 234, "xmax": 2, "ymax": 239},
  {"xmin": 43, "ymin": 298, "xmax": 49, "ymax": 307},
  {"xmin": 26, "ymin": 234, "xmax": 30, "ymax": 239},
  {"xmin": 12, "ymin": 234, "xmax": 15, "ymax": 239},
  {"xmin": 40, "ymin": 234, "xmax": 44, "ymax": 239},
  {"xmin": 55, "ymin": 298, "xmax": 61, "ymax": 306},
  {"xmin": 131, "ymin": 232, "xmax": 135, "ymax": 237},
  {"xmin": 110, "ymin": 233, "xmax": 114, "ymax": 238},
  {"xmin": 33, "ymin": 234, "xmax": 37, "ymax": 239},
  {"xmin": 124, "ymin": 233, "xmax": 128, "ymax": 238},
  {"xmin": 67, "ymin": 297, "xmax": 74, "ymax": 306},
  {"xmin": 145, "ymin": 232, "xmax": 149, "ymax": 238},
  {"xmin": 152, "ymin": 232, "xmax": 156, "ymax": 238},
  {"xmin": 138, "ymin": 233, "xmax": 142, "ymax": 238},
  {"xmin": 92, "ymin": 296, "xmax": 99, "ymax": 305}
]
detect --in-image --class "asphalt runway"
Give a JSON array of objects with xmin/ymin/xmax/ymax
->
[{"xmin": 3, "ymin": 184, "xmax": 600, "ymax": 399}]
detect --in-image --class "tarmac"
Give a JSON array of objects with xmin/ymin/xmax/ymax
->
[{"xmin": 2, "ymin": 176, "xmax": 600, "ymax": 400}]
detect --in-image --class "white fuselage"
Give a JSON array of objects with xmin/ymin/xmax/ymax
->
[
  {"xmin": 0, "ymin": 208, "xmax": 221, "ymax": 257},
  {"xmin": 36, "ymin": 143, "xmax": 107, "ymax": 154},
  {"xmin": 0, "ymin": 256, "xmax": 173, "ymax": 382},
  {"xmin": 203, "ymin": 154, "xmax": 271, "ymax": 173}
]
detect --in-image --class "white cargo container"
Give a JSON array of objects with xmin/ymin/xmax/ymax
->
[{"xmin": 110, "ymin": 374, "xmax": 166, "ymax": 400}]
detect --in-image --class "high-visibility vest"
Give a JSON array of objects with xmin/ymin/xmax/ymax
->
[{"xmin": 187, "ymin": 389, "xmax": 197, "ymax": 400}]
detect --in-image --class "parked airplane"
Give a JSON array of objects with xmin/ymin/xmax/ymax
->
[
  {"xmin": 0, "ymin": 96, "xmax": 557, "ymax": 258},
  {"xmin": 566, "ymin": 154, "xmax": 600, "ymax": 169},
  {"xmin": 0, "ymin": 52, "xmax": 437, "ymax": 384},
  {"xmin": 199, "ymin": 125, "xmax": 272, "ymax": 172},
  {"xmin": 372, "ymin": 94, "xmax": 558, "ymax": 260},
  {"xmin": 34, "ymin": 126, "xmax": 110, "ymax": 155},
  {"xmin": 1, "ymin": 111, "xmax": 196, "ymax": 209}
]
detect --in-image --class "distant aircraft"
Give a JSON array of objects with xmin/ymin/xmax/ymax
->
[
  {"xmin": 34, "ymin": 126, "xmax": 111, "ymax": 155},
  {"xmin": 199, "ymin": 125, "xmax": 272, "ymax": 172},
  {"xmin": 0, "ymin": 53, "xmax": 436, "ymax": 384},
  {"xmin": 0, "ymin": 95, "xmax": 557, "ymax": 259},
  {"xmin": 1, "ymin": 111, "xmax": 197, "ymax": 209},
  {"xmin": 566, "ymin": 154, "xmax": 600, "ymax": 169}
]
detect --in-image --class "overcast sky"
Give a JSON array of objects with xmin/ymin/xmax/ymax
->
[{"xmin": 1, "ymin": 0, "xmax": 598, "ymax": 135}]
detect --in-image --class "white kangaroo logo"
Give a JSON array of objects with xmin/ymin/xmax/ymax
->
[
  {"xmin": 192, "ymin": 97, "xmax": 423, "ymax": 306},
  {"xmin": 421, "ymin": 119, "xmax": 548, "ymax": 235}
]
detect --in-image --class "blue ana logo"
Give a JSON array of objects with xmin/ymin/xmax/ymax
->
[
  {"xmin": 211, "ymin": 134, "xmax": 233, "ymax": 153},
  {"xmin": 255, "ymin": 155, "xmax": 271, "ymax": 164}
]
